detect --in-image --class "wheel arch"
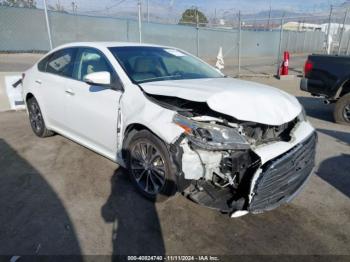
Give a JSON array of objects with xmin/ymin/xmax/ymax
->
[
  {"xmin": 25, "ymin": 92, "xmax": 34, "ymax": 103},
  {"xmin": 339, "ymin": 79, "xmax": 350, "ymax": 98},
  {"xmin": 334, "ymin": 78, "xmax": 350, "ymax": 99},
  {"xmin": 24, "ymin": 92, "xmax": 51, "ymax": 130},
  {"xmin": 122, "ymin": 123, "xmax": 167, "ymax": 159},
  {"xmin": 121, "ymin": 122, "xmax": 188, "ymax": 192}
]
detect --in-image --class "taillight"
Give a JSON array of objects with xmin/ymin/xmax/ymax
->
[{"xmin": 304, "ymin": 60, "xmax": 313, "ymax": 76}]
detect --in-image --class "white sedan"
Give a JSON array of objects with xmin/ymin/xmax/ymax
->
[{"xmin": 22, "ymin": 42, "xmax": 316, "ymax": 216}]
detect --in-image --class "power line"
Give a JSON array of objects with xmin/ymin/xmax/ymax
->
[{"xmin": 82, "ymin": 0, "xmax": 129, "ymax": 14}]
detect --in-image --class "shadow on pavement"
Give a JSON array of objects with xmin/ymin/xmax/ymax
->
[
  {"xmin": 0, "ymin": 139, "xmax": 82, "ymax": 256},
  {"xmin": 315, "ymin": 153, "xmax": 350, "ymax": 198},
  {"xmin": 101, "ymin": 168, "xmax": 165, "ymax": 258},
  {"xmin": 297, "ymin": 96, "xmax": 334, "ymax": 122},
  {"xmin": 317, "ymin": 128, "xmax": 350, "ymax": 145},
  {"xmin": 315, "ymin": 129, "xmax": 350, "ymax": 198}
]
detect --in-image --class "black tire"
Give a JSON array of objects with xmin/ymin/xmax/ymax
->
[
  {"xmin": 27, "ymin": 97, "xmax": 54, "ymax": 137},
  {"xmin": 124, "ymin": 129, "xmax": 177, "ymax": 202},
  {"xmin": 334, "ymin": 93, "xmax": 350, "ymax": 126}
]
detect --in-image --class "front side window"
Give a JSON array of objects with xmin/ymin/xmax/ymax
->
[
  {"xmin": 108, "ymin": 46, "xmax": 223, "ymax": 84},
  {"xmin": 46, "ymin": 48, "xmax": 77, "ymax": 77},
  {"xmin": 73, "ymin": 48, "xmax": 113, "ymax": 81}
]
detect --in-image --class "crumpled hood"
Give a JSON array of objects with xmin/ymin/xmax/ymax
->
[{"xmin": 140, "ymin": 77, "xmax": 302, "ymax": 125}]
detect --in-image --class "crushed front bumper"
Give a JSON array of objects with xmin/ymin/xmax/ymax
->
[
  {"xmin": 248, "ymin": 132, "xmax": 317, "ymax": 213},
  {"xmin": 184, "ymin": 132, "xmax": 317, "ymax": 214}
]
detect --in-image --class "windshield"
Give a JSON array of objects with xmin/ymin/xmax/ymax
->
[{"xmin": 108, "ymin": 46, "xmax": 223, "ymax": 84}]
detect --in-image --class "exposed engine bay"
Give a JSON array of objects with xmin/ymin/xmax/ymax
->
[
  {"xmin": 147, "ymin": 93, "xmax": 314, "ymax": 215},
  {"xmin": 147, "ymin": 94, "xmax": 300, "ymax": 146}
]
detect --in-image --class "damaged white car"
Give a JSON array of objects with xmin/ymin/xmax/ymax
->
[{"xmin": 22, "ymin": 42, "xmax": 317, "ymax": 216}]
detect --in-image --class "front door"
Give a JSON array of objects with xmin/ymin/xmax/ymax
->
[{"xmin": 66, "ymin": 47, "xmax": 122, "ymax": 160}]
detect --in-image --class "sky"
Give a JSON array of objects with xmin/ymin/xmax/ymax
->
[{"xmin": 39, "ymin": 0, "xmax": 347, "ymax": 16}]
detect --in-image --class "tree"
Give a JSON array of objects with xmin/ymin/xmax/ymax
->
[
  {"xmin": 48, "ymin": 0, "xmax": 67, "ymax": 12},
  {"xmin": 0, "ymin": 0, "xmax": 36, "ymax": 8},
  {"xmin": 179, "ymin": 8, "xmax": 208, "ymax": 26}
]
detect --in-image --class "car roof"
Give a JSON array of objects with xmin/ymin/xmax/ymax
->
[{"xmin": 57, "ymin": 42, "xmax": 169, "ymax": 50}]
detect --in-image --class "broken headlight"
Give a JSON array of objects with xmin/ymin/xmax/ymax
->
[{"xmin": 173, "ymin": 114, "xmax": 250, "ymax": 150}]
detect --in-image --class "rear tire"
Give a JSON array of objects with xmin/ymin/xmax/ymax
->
[
  {"xmin": 334, "ymin": 93, "xmax": 350, "ymax": 126},
  {"xmin": 27, "ymin": 97, "xmax": 54, "ymax": 137},
  {"xmin": 124, "ymin": 129, "xmax": 177, "ymax": 202}
]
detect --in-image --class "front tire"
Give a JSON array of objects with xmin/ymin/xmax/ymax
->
[
  {"xmin": 334, "ymin": 93, "xmax": 350, "ymax": 126},
  {"xmin": 27, "ymin": 97, "xmax": 54, "ymax": 137},
  {"xmin": 124, "ymin": 130, "xmax": 177, "ymax": 202}
]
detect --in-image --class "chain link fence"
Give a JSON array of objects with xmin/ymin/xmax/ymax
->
[{"xmin": 0, "ymin": 1, "xmax": 349, "ymax": 76}]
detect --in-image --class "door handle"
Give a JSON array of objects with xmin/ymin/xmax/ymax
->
[
  {"xmin": 65, "ymin": 89, "xmax": 75, "ymax": 95},
  {"xmin": 35, "ymin": 80, "xmax": 42, "ymax": 84}
]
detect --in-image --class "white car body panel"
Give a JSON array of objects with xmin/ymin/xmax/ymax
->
[
  {"xmin": 117, "ymin": 82, "xmax": 183, "ymax": 159},
  {"xmin": 34, "ymin": 71, "xmax": 70, "ymax": 129},
  {"xmin": 63, "ymin": 78, "xmax": 121, "ymax": 160}
]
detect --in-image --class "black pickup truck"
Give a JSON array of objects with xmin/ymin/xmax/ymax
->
[{"xmin": 300, "ymin": 54, "xmax": 350, "ymax": 125}]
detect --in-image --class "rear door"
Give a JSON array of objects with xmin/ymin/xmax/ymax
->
[
  {"xmin": 36, "ymin": 48, "xmax": 78, "ymax": 130},
  {"xmin": 66, "ymin": 47, "xmax": 122, "ymax": 160}
]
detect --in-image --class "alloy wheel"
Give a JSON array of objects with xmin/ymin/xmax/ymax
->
[
  {"xmin": 343, "ymin": 104, "xmax": 350, "ymax": 122},
  {"xmin": 130, "ymin": 141, "xmax": 166, "ymax": 195},
  {"xmin": 29, "ymin": 102, "xmax": 43, "ymax": 132}
]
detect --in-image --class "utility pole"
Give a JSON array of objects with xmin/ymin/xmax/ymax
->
[
  {"xmin": 138, "ymin": 0, "xmax": 142, "ymax": 43},
  {"xmin": 267, "ymin": 5, "xmax": 272, "ymax": 31},
  {"xmin": 196, "ymin": 7, "xmax": 199, "ymax": 56},
  {"xmin": 276, "ymin": 13, "xmax": 285, "ymax": 77},
  {"xmin": 237, "ymin": 11, "xmax": 241, "ymax": 77},
  {"xmin": 71, "ymin": 1, "xmax": 78, "ymax": 14},
  {"xmin": 214, "ymin": 8, "xmax": 217, "ymax": 26},
  {"xmin": 43, "ymin": 0, "xmax": 53, "ymax": 50}
]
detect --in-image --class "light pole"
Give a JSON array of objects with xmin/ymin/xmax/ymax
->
[{"xmin": 43, "ymin": 0, "xmax": 53, "ymax": 50}]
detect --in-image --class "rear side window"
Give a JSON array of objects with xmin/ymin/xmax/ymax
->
[
  {"xmin": 37, "ymin": 54, "xmax": 51, "ymax": 72},
  {"xmin": 45, "ymin": 48, "xmax": 77, "ymax": 77}
]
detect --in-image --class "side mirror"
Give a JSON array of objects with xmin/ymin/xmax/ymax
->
[{"xmin": 83, "ymin": 71, "xmax": 111, "ymax": 86}]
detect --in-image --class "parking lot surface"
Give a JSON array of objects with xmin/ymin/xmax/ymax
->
[{"xmin": 0, "ymin": 71, "xmax": 349, "ymax": 256}]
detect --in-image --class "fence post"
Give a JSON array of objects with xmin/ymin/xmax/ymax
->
[
  {"xmin": 276, "ymin": 15, "xmax": 284, "ymax": 77},
  {"xmin": 126, "ymin": 19, "xmax": 130, "ymax": 42},
  {"xmin": 43, "ymin": 0, "xmax": 53, "ymax": 50},
  {"xmin": 286, "ymin": 31, "xmax": 290, "ymax": 51},
  {"xmin": 326, "ymin": 5, "xmax": 333, "ymax": 54},
  {"xmin": 346, "ymin": 34, "xmax": 350, "ymax": 55},
  {"xmin": 138, "ymin": 0, "xmax": 142, "ymax": 43},
  {"xmin": 196, "ymin": 10, "xmax": 199, "ymax": 57},
  {"xmin": 338, "ymin": 8, "xmax": 349, "ymax": 55},
  {"xmin": 147, "ymin": 0, "xmax": 150, "ymax": 23},
  {"xmin": 237, "ymin": 11, "xmax": 241, "ymax": 77},
  {"xmin": 292, "ymin": 32, "xmax": 296, "ymax": 53},
  {"xmin": 302, "ymin": 31, "xmax": 307, "ymax": 53}
]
